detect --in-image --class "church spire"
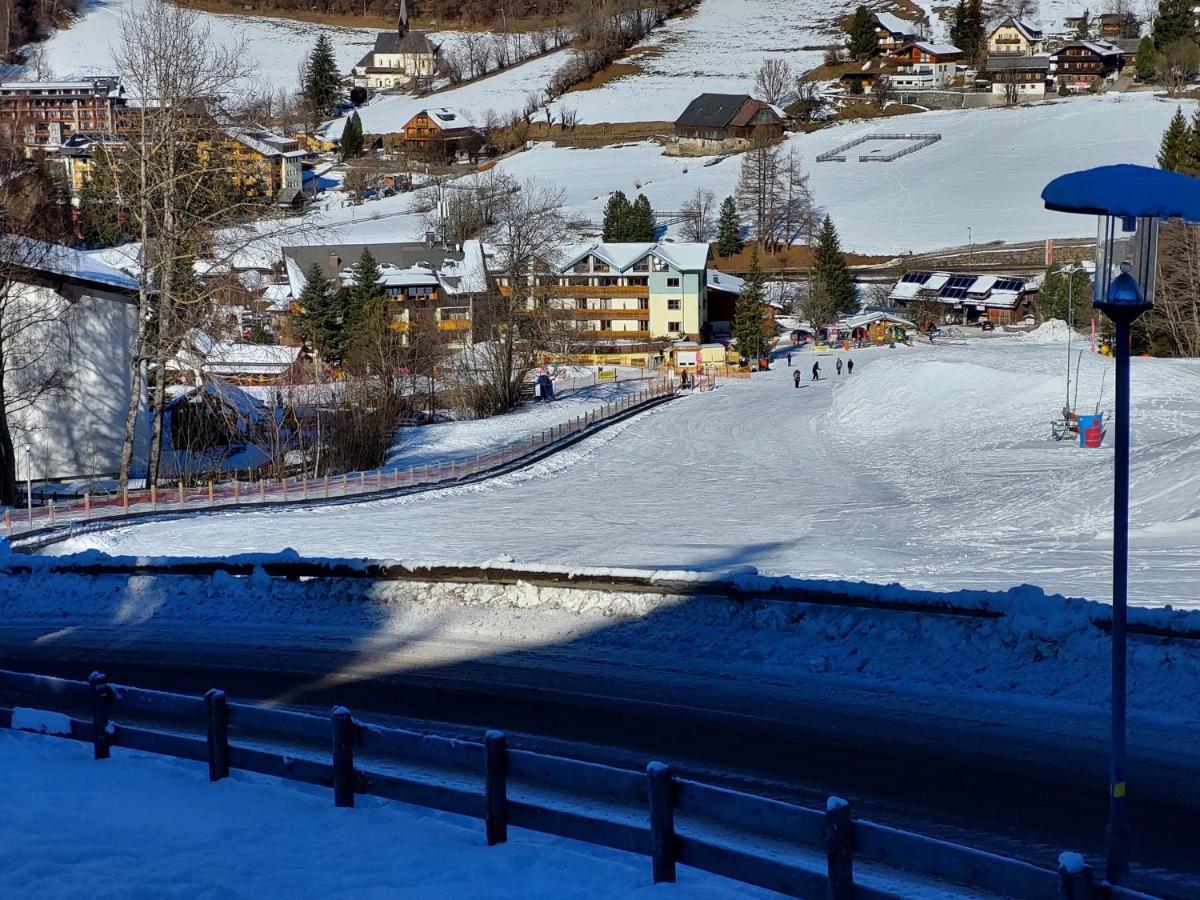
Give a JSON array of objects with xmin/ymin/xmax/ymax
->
[{"xmin": 398, "ymin": 0, "xmax": 408, "ymax": 39}]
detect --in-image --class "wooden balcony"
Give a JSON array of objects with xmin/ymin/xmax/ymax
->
[
  {"xmin": 579, "ymin": 330, "xmax": 651, "ymax": 341},
  {"xmin": 499, "ymin": 283, "xmax": 648, "ymax": 298},
  {"xmin": 565, "ymin": 308, "xmax": 647, "ymax": 319}
]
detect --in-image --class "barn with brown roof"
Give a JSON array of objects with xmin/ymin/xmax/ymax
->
[{"xmin": 672, "ymin": 93, "xmax": 784, "ymax": 154}]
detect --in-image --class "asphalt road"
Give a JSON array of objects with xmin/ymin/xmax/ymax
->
[{"xmin": 1, "ymin": 626, "xmax": 1197, "ymax": 898}]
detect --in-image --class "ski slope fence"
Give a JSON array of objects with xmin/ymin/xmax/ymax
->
[
  {"xmin": 816, "ymin": 133, "xmax": 942, "ymax": 163},
  {"xmin": 0, "ymin": 668, "xmax": 1157, "ymax": 900},
  {"xmin": 2, "ymin": 380, "xmax": 677, "ymax": 545}
]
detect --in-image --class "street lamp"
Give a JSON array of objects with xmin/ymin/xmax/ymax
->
[{"xmin": 1042, "ymin": 164, "xmax": 1200, "ymax": 884}]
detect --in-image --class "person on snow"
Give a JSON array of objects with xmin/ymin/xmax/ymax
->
[
  {"xmin": 793, "ymin": 369, "xmax": 802, "ymax": 388},
  {"xmin": 811, "ymin": 361, "xmax": 820, "ymax": 381},
  {"xmin": 787, "ymin": 352, "xmax": 792, "ymax": 366},
  {"xmin": 836, "ymin": 358, "xmax": 843, "ymax": 376},
  {"xmin": 847, "ymin": 358, "xmax": 854, "ymax": 375}
]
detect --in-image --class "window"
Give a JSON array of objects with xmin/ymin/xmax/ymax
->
[
  {"xmin": 667, "ymin": 299, "xmax": 681, "ymax": 310},
  {"xmin": 600, "ymin": 320, "xmax": 613, "ymax": 331},
  {"xmin": 666, "ymin": 277, "xmax": 680, "ymax": 288},
  {"xmin": 668, "ymin": 321, "xmax": 682, "ymax": 332}
]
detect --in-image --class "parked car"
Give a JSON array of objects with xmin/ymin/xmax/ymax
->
[{"xmin": 979, "ymin": 321, "xmax": 995, "ymax": 332}]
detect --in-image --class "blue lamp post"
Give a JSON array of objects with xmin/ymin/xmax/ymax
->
[{"xmin": 1043, "ymin": 164, "xmax": 1200, "ymax": 884}]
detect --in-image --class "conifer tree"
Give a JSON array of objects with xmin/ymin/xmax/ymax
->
[
  {"xmin": 1158, "ymin": 105, "xmax": 1190, "ymax": 171},
  {"xmin": 846, "ymin": 6, "xmax": 878, "ymax": 60},
  {"xmin": 1185, "ymin": 105, "xmax": 1200, "ymax": 175},
  {"xmin": 341, "ymin": 111, "xmax": 364, "ymax": 160},
  {"xmin": 1135, "ymin": 36, "xmax": 1160, "ymax": 81},
  {"xmin": 811, "ymin": 216, "xmax": 855, "ymax": 311},
  {"xmin": 630, "ymin": 193, "xmax": 656, "ymax": 241},
  {"xmin": 602, "ymin": 190, "xmax": 632, "ymax": 241},
  {"xmin": 346, "ymin": 247, "xmax": 384, "ymax": 329},
  {"xmin": 297, "ymin": 263, "xmax": 349, "ymax": 360},
  {"xmin": 733, "ymin": 249, "xmax": 769, "ymax": 363},
  {"xmin": 303, "ymin": 33, "xmax": 342, "ymax": 118},
  {"xmin": 716, "ymin": 196, "xmax": 742, "ymax": 257},
  {"xmin": 1154, "ymin": 0, "xmax": 1194, "ymax": 49},
  {"xmin": 949, "ymin": 0, "xmax": 969, "ymax": 53}
]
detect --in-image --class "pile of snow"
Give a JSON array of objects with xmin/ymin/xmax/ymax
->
[
  {"xmin": 0, "ymin": 729, "xmax": 762, "ymax": 897},
  {"xmin": 1021, "ymin": 319, "xmax": 1079, "ymax": 344}
]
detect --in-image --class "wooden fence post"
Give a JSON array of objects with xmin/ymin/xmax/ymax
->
[
  {"xmin": 83, "ymin": 492, "xmax": 91, "ymax": 519},
  {"xmin": 88, "ymin": 671, "xmax": 113, "ymax": 760},
  {"xmin": 359, "ymin": 471, "xmax": 366, "ymax": 491},
  {"xmin": 332, "ymin": 706, "xmax": 356, "ymax": 808},
  {"xmin": 485, "ymin": 730, "xmax": 508, "ymax": 846},
  {"xmin": 825, "ymin": 796, "xmax": 855, "ymax": 900},
  {"xmin": 122, "ymin": 487, "xmax": 128, "ymax": 511},
  {"xmin": 208, "ymin": 480, "xmax": 214, "ymax": 503},
  {"xmin": 150, "ymin": 486, "xmax": 156, "ymax": 509},
  {"xmin": 204, "ymin": 689, "xmax": 230, "ymax": 782},
  {"xmin": 1057, "ymin": 853, "xmax": 1096, "ymax": 900},
  {"xmin": 3, "ymin": 508, "xmax": 10, "ymax": 533},
  {"xmin": 302, "ymin": 477, "xmax": 309, "ymax": 500},
  {"xmin": 376, "ymin": 469, "xmax": 383, "ymax": 488},
  {"xmin": 48, "ymin": 498, "xmax": 55, "ymax": 523},
  {"xmin": 323, "ymin": 474, "xmax": 329, "ymax": 498},
  {"xmin": 647, "ymin": 762, "xmax": 676, "ymax": 884},
  {"xmin": 178, "ymin": 482, "xmax": 185, "ymax": 504},
  {"xmin": 259, "ymin": 479, "xmax": 266, "ymax": 501},
  {"xmin": 233, "ymin": 480, "xmax": 241, "ymax": 502}
]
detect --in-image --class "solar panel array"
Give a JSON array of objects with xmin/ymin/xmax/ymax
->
[
  {"xmin": 894, "ymin": 272, "xmax": 1027, "ymax": 303},
  {"xmin": 900, "ymin": 272, "xmax": 932, "ymax": 284},
  {"xmin": 993, "ymin": 277, "xmax": 1025, "ymax": 292}
]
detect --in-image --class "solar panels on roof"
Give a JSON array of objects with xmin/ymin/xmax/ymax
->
[
  {"xmin": 945, "ymin": 275, "xmax": 974, "ymax": 290},
  {"xmin": 994, "ymin": 277, "xmax": 1026, "ymax": 292},
  {"xmin": 900, "ymin": 271, "xmax": 931, "ymax": 284},
  {"xmin": 941, "ymin": 287, "xmax": 969, "ymax": 300}
]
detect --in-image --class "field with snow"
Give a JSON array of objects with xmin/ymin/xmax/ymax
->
[
  {"xmin": 0, "ymin": 729, "xmax": 764, "ymax": 898},
  {"xmin": 51, "ymin": 332, "xmax": 1200, "ymax": 610}
]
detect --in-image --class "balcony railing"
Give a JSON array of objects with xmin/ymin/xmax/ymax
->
[
  {"xmin": 579, "ymin": 330, "xmax": 652, "ymax": 341},
  {"xmin": 499, "ymin": 284, "xmax": 648, "ymax": 298},
  {"xmin": 567, "ymin": 308, "xmax": 647, "ymax": 319}
]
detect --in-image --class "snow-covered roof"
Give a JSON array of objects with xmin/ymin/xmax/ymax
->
[
  {"xmin": 840, "ymin": 310, "xmax": 915, "ymax": 330},
  {"xmin": 906, "ymin": 41, "xmax": 962, "ymax": 56},
  {"xmin": 0, "ymin": 235, "xmax": 139, "ymax": 293},
  {"xmin": 204, "ymin": 340, "xmax": 301, "ymax": 375},
  {"xmin": 707, "ymin": 269, "xmax": 744, "ymax": 293},
  {"xmin": 924, "ymin": 273, "xmax": 949, "ymax": 290},
  {"xmin": 873, "ymin": 12, "xmax": 919, "ymax": 35},
  {"xmin": 555, "ymin": 242, "xmax": 711, "ymax": 275},
  {"xmin": 439, "ymin": 239, "xmax": 489, "ymax": 294},
  {"xmin": 888, "ymin": 280, "xmax": 922, "ymax": 301},
  {"xmin": 422, "ymin": 107, "xmax": 471, "ymax": 129}
]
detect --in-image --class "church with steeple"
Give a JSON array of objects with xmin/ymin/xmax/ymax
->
[{"xmin": 351, "ymin": 0, "xmax": 439, "ymax": 90}]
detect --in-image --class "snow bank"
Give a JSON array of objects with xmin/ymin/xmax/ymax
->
[
  {"xmin": 1020, "ymin": 319, "xmax": 1079, "ymax": 344},
  {"xmin": 0, "ymin": 729, "xmax": 762, "ymax": 898},
  {"xmin": 11, "ymin": 707, "xmax": 73, "ymax": 736}
]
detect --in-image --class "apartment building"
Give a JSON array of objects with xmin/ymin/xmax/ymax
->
[{"xmin": 0, "ymin": 77, "xmax": 128, "ymax": 152}]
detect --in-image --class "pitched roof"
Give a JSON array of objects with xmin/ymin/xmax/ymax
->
[
  {"xmin": 902, "ymin": 40, "xmax": 962, "ymax": 56},
  {"xmin": 985, "ymin": 54, "xmax": 1051, "ymax": 72},
  {"xmin": 873, "ymin": 11, "xmax": 919, "ymax": 36},
  {"xmin": 0, "ymin": 235, "xmax": 139, "ymax": 293},
  {"xmin": 728, "ymin": 98, "xmax": 782, "ymax": 127},
  {"xmin": 555, "ymin": 242, "xmax": 711, "ymax": 274},
  {"xmin": 374, "ymin": 29, "xmax": 436, "ymax": 55},
  {"xmin": 994, "ymin": 16, "xmax": 1043, "ymax": 41},
  {"xmin": 675, "ymin": 93, "xmax": 753, "ymax": 128}
]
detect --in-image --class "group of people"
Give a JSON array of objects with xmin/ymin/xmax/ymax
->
[{"xmin": 793, "ymin": 356, "xmax": 852, "ymax": 388}]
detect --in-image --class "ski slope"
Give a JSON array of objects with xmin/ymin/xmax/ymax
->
[{"xmin": 52, "ymin": 332, "xmax": 1200, "ymax": 610}]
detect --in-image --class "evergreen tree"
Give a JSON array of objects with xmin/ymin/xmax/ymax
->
[
  {"xmin": 602, "ymin": 190, "xmax": 632, "ymax": 241},
  {"xmin": 1038, "ymin": 264, "xmax": 1092, "ymax": 324},
  {"xmin": 341, "ymin": 112, "xmax": 364, "ymax": 160},
  {"xmin": 949, "ymin": 0, "xmax": 969, "ymax": 53},
  {"xmin": 1184, "ymin": 105, "xmax": 1200, "ymax": 176},
  {"xmin": 1135, "ymin": 36, "xmax": 1160, "ymax": 81},
  {"xmin": 846, "ymin": 6, "xmax": 878, "ymax": 60},
  {"xmin": 733, "ymin": 249, "xmax": 769, "ymax": 363},
  {"xmin": 1154, "ymin": 0, "xmax": 1194, "ymax": 50},
  {"xmin": 811, "ymin": 216, "xmax": 855, "ymax": 312},
  {"xmin": 716, "ymin": 196, "xmax": 742, "ymax": 256},
  {"xmin": 303, "ymin": 33, "xmax": 342, "ymax": 117},
  {"xmin": 630, "ymin": 193, "xmax": 656, "ymax": 241},
  {"xmin": 964, "ymin": 0, "xmax": 985, "ymax": 59},
  {"xmin": 1158, "ymin": 105, "xmax": 1190, "ymax": 171},
  {"xmin": 346, "ymin": 247, "xmax": 384, "ymax": 328},
  {"xmin": 296, "ymin": 263, "xmax": 349, "ymax": 360},
  {"xmin": 76, "ymin": 175, "xmax": 125, "ymax": 247},
  {"xmin": 1075, "ymin": 10, "xmax": 1090, "ymax": 39}
]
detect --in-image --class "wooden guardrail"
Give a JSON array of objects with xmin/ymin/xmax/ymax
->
[{"xmin": 0, "ymin": 669, "xmax": 1161, "ymax": 899}]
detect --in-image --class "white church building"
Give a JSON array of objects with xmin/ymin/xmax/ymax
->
[{"xmin": 351, "ymin": 0, "xmax": 439, "ymax": 90}]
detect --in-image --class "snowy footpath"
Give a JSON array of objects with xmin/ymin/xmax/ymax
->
[{"xmin": 0, "ymin": 729, "xmax": 765, "ymax": 898}]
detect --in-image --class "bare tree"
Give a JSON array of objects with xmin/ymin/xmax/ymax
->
[
  {"xmin": 736, "ymin": 136, "xmax": 815, "ymax": 250},
  {"xmin": 873, "ymin": 75, "xmax": 895, "ymax": 109},
  {"xmin": 1149, "ymin": 221, "xmax": 1200, "ymax": 356},
  {"xmin": 1161, "ymin": 38, "xmax": 1200, "ymax": 96},
  {"xmin": 679, "ymin": 188, "xmax": 717, "ymax": 243},
  {"xmin": 754, "ymin": 58, "xmax": 794, "ymax": 106},
  {"xmin": 791, "ymin": 80, "xmax": 825, "ymax": 123}
]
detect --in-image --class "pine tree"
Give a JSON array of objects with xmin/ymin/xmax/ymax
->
[
  {"xmin": 716, "ymin": 196, "xmax": 742, "ymax": 256},
  {"xmin": 341, "ymin": 112, "xmax": 364, "ymax": 160},
  {"xmin": 811, "ymin": 216, "xmax": 855, "ymax": 312},
  {"xmin": 964, "ymin": 0, "xmax": 985, "ymax": 59},
  {"xmin": 602, "ymin": 191, "xmax": 632, "ymax": 241},
  {"xmin": 346, "ymin": 247, "xmax": 384, "ymax": 328},
  {"xmin": 1135, "ymin": 36, "xmax": 1160, "ymax": 81},
  {"xmin": 1075, "ymin": 10, "xmax": 1090, "ymax": 39},
  {"xmin": 949, "ymin": 0, "xmax": 968, "ymax": 53},
  {"xmin": 846, "ymin": 6, "xmax": 878, "ymax": 60},
  {"xmin": 303, "ymin": 33, "xmax": 342, "ymax": 118},
  {"xmin": 1183, "ymin": 105, "xmax": 1200, "ymax": 176},
  {"xmin": 1154, "ymin": 0, "xmax": 1194, "ymax": 50},
  {"xmin": 733, "ymin": 249, "xmax": 769, "ymax": 363},
  {"xmin": 630, "ymin": 193, "xmax": 655, "ymax": 241},
  {"xmin": 297, "ymin": 263, "xmax": 349, "ymax": 360},
  {"xmin": 1039, "ymin": 264, "xmax": 1093, "ymax": 324},
  {"xmin": 1158, "ymin": 106, "xmax": 1190, "ymax": 171}
]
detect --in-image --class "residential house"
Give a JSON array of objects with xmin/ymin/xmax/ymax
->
[
  {"xmin": 216, "ymin": 126, "xmax": 307, "ymax": 204},
  {"xmin": 888, "ymin": 41, "xmax": 963, "ymax": 89},
  {"xmin": 984, "ymin": 55, "xmax": 1051, "ymax": 99},
  {"xmin": 672, "ymin": 93, "xmax": 785, "ymax": 153},
  {"xmin": 400, "ymin": 108, "xmax": 482, "ymax": 161},
  {"xmin": 351, "ymin": 0, "xmax": 438, "ymax": 90},
  {"xmin": 171, "ymin": 330, "xmax": 304, "ymax": 385},
  {"xmin": 283, "ymin": 237, "xmax": 488, "ymax": 349},
  {"xmin": 888, "ymin": 271, "xmax": 1035, "ymax": 324},
  {"xmin": 1063, "ymin": 14, "xmax": 1089, "ymax": 35},
  {"xmin": 873, "ymin": 12, "xmax": 921, "ymax": 52},
  {"xmin": 1097, "ymin": 12, "xmax": 1136, "ymax": 38},
  {"xmin": 987, "ymin": 17, "xmax": 1045, "ymax": 55},
  {"xmin": 1049, "ymin": 40, "xmax": 1124, "ymax": 91},
  {"xmin": 0, "ymin": 237, "xmax": 141, "ymax": 481},
  {"xmin": 833, "ymin": 310, "xmax": 915, "ymax": 344},
  {"xmin": 0, "ymin": 77, "xmax": 128, "ymax": 153},
  {"xmin": 496, "ymin": 242, "xmax": 715, "ymax": 366}
]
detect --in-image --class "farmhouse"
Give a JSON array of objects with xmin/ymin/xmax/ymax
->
[
  {"xmin": 985, "ymin": 56, "xmax": 1051, "ymax": 99},
  {"xmin": 987, "ymin": 17, "xmax": 1045, "ymax": 55},
  {"xmin": 873, "ymin": 12, "xmax": 921, "ymax": 52},
  {"xmin": 0, "ymin": 238, "xmax": 141, "ymax": 482},
  {"xmin": 888, "ymin": 271, "xmax": 1035, "ymax": 325},
  {"xmin": 351, "ymin": 0, "xmax": 438, "ymax": 90},
  {"xmin": 1049, "ymin": 41, "xmax": 1124, "ymax": 92},
  {"xmin": 888, "ymin": 42, "xmax": 962, "ymax": 89},
  {"xmin": 400, "ymin": 108, "xmax": 482, "ymax": 161},
  {"xmin": 673, "ymin": 93, "xmax": 784, "ymax": 153}
]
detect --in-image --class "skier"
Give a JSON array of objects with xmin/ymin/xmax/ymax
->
[
  {"xmin": 793, "ymin": 369, "xmax": 802, "ymax": 389},
  {"xmin": 787, "ymin": 352, "xmax": 792, "ymax": 367},
  {"xmin": 811, "ymin": 361, "xmax": 820, "ymax": 382},
  {"xmin": 847, "ymin": 358, "xmax": 854, "ymax": 375},
  {"xmin": 836, "ymin": 358, "xmax": 843, "ymax": 376}
]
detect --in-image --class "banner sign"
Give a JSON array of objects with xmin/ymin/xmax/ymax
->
[{"xmin": 1078, "ymin": 414, "xmax": 1104, "ymax": 448}]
